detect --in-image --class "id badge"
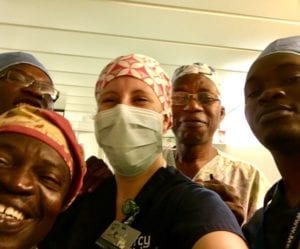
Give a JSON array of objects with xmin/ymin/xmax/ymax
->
[{"xmin": 96, "ymin": 220, "xmax": 141, "ymax": 249}]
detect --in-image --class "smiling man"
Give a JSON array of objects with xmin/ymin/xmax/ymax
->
[
  {"xmin": 243, "ymin": 36, "xmax": 300, "ymax": 249},
  {"xmin": 0, "ymin": 51, "xmax": 58, "ymax": 114},
  {"xmin": 0, "ymin": 104, "xmax": 86, "ymax": 249},
  {"xmin": 164, "ymin": 63, "xmax": 270, "ymax": 224}
]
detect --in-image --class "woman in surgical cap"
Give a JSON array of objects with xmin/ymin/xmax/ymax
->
[{"xmin": 41, "ymin": 54, "xmax": 248, "ymax": 249}]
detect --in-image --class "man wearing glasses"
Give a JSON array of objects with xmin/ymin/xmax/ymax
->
[
  {"xmin": 164, "ymin": 63, "xmax": 270, "ymax": 224},
  {"xmin": 0, "ymin": 51, "xmax": 59, "ymax": 114}
]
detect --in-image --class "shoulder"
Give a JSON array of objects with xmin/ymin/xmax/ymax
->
[
  {"xmin": 164, "ymin": 167, "xmax": 244, "ymax": 229},
  {"xmin": 157, "ymin": 166, "xmax": 242, "ymax": 219},
  {"xmin": 217, "ymin": 150, "xmax": 257, "ymax": 170},
  {"xmin": 40, "ymin": 176, "xmax": 116, "ymax": 249},
  {"xmin": 154, "ymin": 167, "xmax": 245, "ymax": 247},
  {"xmin": 217, "ymin": 150, "xmax": 269, "ymax": 183}
]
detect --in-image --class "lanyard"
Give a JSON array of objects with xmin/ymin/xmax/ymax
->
[
  {"xmin": 122, "ymin": 199, "xmax": 140, "ymax": 225},
  {"xmin": 255, "ymin": 181, "xmax": 300, "ymax": 249},
  {"xmin": 285, "ymin": 212, "xmax": 300, "ymax": 249}
]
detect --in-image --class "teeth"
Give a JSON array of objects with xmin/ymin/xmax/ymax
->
[
  {"xmin": 16, "ymin": 103, "xmax": 28, "ymax": 107},
  {"xmin": 0, "ymin": 204, "xmax": 24, "ymax": 221},
  {"xmin": 5, "ymin": 207, "xmax": 24, "ymax": 220}
]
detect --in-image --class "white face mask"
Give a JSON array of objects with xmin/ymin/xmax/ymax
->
[{"xmin": 94, "ymin": 104, "xmax": 163, "ymax": 176}]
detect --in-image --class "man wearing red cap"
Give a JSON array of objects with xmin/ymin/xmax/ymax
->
[{"xmin": 0, "ymin": 104, "xmax": 86, "ymax": 249}]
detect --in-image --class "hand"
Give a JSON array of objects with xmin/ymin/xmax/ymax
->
[
  {"xmin": 195, "ymin": 175, "xmax": 245, "ymax": 225},
  {"xmin": 80, "ymin": 156, "xmax": 113, "ymax": 195}
]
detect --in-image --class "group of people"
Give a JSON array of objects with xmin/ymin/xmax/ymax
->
[{"xmin": 0, "ymin": 35, "xmax": 298, "ymax": 249}]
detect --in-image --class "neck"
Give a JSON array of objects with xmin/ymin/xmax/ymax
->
[
  {"xmin": 115, "ymin": 154, "xmax": 166, "ymax": 220},
  {"xmin": 175, "ymin": 141, "xmax": 217, "ymax": 178},
  {"xmin": 272, "ymin": 151, "xmax": 300, "ymax": 207}
]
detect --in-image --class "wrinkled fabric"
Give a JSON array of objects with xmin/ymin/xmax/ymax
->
[
  {"xmin": 163, "ymin": 148, "xmax": 270, "ymax": 222},
  {"xmin": 0, "ymin": 51, "xmax": 52, "ymax": 82},
  {"xmin": 258, "ymin": 35, "xmax": 300, "ymax": 59},
  {"xmin": 248, "ymin": 36, "xmax": 300, "ymax": 80},
  {"xmin": 171, "ymin": 62, "xmax": 221, "ymax": 95},
  {"xmin": 40, "ymin": 167, "xmax": 245, "ymax": 249}
]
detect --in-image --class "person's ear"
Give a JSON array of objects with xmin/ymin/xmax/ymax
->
[
  {"xmin": 162, "ymin": 114, "xmax": 172, "ymax": 133},
  {"xmin": 220, "ymin": 106, "xmax": 225, "ymax": 122}
]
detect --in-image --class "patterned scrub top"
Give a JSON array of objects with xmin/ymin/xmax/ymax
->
[{"xmin": 163, "ymin": 148, "xmax": 270, "ymax": 222}]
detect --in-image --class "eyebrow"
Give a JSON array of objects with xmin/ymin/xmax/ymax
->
[
  {"xmin": 8, "ymin": 66, "xmax": 52, "ymax": 83},
  {"xmin": 97, "ymin": 90, "xmax": 116, "ymax": 96},
  {"xmin": 0, "ymin": 142, "xmax": 68, "ymax": 172},
  {"xmin": 246, "ymin": 62, "xmax": 300, "ymax": 83},
  {"xmin": 131, "ymin": 89, "xmax": 152, "ymax": 95},
  {"xmin": 245, "ymin": 75, "xmax": 257, "ymax": 84},
  {"xmin": 0, "ymin": 142, "xmax": 19, "ymax": 152},
  {"xmin": 39, "ymin": 157, "xmax": 69, "ymax": 175},
  {"xmin": 6, "ymin": 67, "xmax": 31, "ymax": 76},
  {"xmin": 275, "ymin": 62, "xmax": 300, "ymax": 71},
  {"xmin": 173, "ymin": 86, "xmax": 217, "ymax": 94}
]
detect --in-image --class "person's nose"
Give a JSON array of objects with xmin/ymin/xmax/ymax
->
[
  {"xmin": 121, "ymin": 95, "xmax": 132, "ymax": 105},
  {"xmin": 183, "ymin": 94, "xmax": 204, "ymax": 112},
  {"xmin": 258, "ymin": 87, "xmax": 286, "ymax": 103},
  {"xmin": 0, "ymin": 168, "xmax": 35, "ymax": 195}
]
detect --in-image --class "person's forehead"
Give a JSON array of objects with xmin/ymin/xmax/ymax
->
[
  {"xmin": 0, "ymin": 133, "xmax": 70, "ymax": 175},
  {"xmin": 247, "ymin": 53, "xmax": 300, "ymax": 80},
  {"xmin": 0, "ymin": 133, "xmax": 52, "ymax": 152},
  {"xmin": 173, "ymin": 73, "xmax": 219, "ymax": 92},
  {"xmin": 7, "ymin": 64, "xmax": 53, "ymax": 83}
]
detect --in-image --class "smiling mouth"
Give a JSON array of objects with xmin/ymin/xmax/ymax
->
[
  {"xmin": 181, "ymin": 120, "xmax": 207, "ymax": 127},
  {"xmin": 0, "ymin": 204, "xmax": 25, "ymax": 222},
  {"xmin": 258, "ymin": 108, "xmax": 293, "ymax": 123}
]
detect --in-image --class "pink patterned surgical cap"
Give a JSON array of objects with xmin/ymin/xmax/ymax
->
[{"xmin": 95, "ymin": 54, "xmax": 172, "ymax": 128}]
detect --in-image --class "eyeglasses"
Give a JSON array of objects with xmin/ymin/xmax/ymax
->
[
  {"xmin": 172, "ymin": 92, "xmax": 220, "ymax": 106},
  {"xmin": 0, "ymin": 69, "xmax": 59, "ymax": 102}
]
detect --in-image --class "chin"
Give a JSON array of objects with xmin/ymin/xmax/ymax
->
[
  {"xmin": 0, "ymin": 241, "xmax": 33, "ymax": 249},
  {"xmin": 262, "ymin": 131, "xmax": 300, "ymax": 154},
  {"xmin": 180, "ymin": 135, "xmax": 208, "ymax": 146}
]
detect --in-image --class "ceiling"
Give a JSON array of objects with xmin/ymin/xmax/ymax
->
[{"xmin": 0, "ymin": 0, "xmax": 299, "ymax": 136}]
